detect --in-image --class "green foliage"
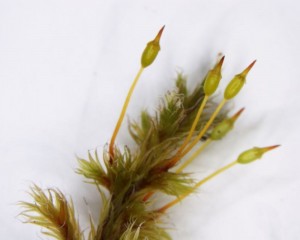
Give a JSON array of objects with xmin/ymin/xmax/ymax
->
[
  {"xmin": 77, "ymin": 151, "xmax": 110, "ymax": 189},
  {"xmin": 19, "ymin": 27, "xmax": 272, "ymax": 240},
  {"xmin": 20, "ymin": 185, "xmax": 82, "ymax": 240},
  {"xmin": 21, "ymin": 73, "xmax": 226, "ymax": 240},
  {"xmin": 81, "ymin": 75, "xmax": 224, "ymax": 240}
]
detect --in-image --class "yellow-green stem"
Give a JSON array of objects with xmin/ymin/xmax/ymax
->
[
  {"xmin": 176, "ymin": 139, "xmax": 212, "ymax": 173},
  {"xmin": 158, "ymin": 160, "xmax": 238, "ymax": 213},
  {"xmin": 177, "ymin": 95, "xmax": 209, "ymax": 154},
  {"xmin": 181, "ymin": 98, "xmax": 227, "ymax": 157},
  {"xmin": 109, "ymin": 67, "xmax": 144, "ymax": 160}
]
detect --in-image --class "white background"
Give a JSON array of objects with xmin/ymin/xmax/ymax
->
[{"xmin": 0, "ymin": 0, "xmax": 299, "ymax": 239}]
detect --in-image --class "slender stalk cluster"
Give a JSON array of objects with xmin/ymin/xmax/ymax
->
[
  {"xmin": 20, "ymin": 27, "xmax": 280, "ymax": 240},
  {"xmin": 109, "ymin": 26, "xmax": 165, "ymax": 161}
]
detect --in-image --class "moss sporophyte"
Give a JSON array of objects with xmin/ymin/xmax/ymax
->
[{"xmin": 20, "ymin": 27, "xmax": 280, "ymax": 240}]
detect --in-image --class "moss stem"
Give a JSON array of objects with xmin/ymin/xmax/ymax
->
[
  {"xmin": 109, "ymin": 67, "xmax": 144, "ymax": 161},
  {"xmin": 181, "ymin": 98, "xmax": 227, "ymax": 157},
  {"xmin": 157, "ymin": 160, "xmax": 238, "ymax": 213},
  {"xmin": 162, "ymin": 98, "xmax": 226, "ymax": 170},
  {"xmin": 177, "ymin": 95, "xmax": 209, "ymax": 154},
  {"xmin": 176, "ymin": 139, "xmax": 212, "ymax": 173}
]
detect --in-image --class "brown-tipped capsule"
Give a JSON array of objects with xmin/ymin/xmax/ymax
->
[
  {"xmin": 224, "ymin": 60, "xmax": 256, "ymax": 100},
  {"xmin": 237, "ymin": 145, "xmax": 280, "ymax": 164},
  {"xmin": 240, "ymin": 60, "xmax": 256, "ymax": 77},
  {"xmin": 210, "ymin": 108, "xmax": 244, "ymax": 140},
  {"xmin": 231, "ymin": 107, "xmax": 245, "ymax": 121},
  {"xmin": 141, "ymin": 26, "xmax": 165, "ymax": 68},
  {"xmin": 203, "ymin": 56, "xmax": 225, "ymax": 96}
]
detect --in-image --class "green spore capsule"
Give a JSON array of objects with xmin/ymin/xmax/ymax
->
[
  {"xmin": 204, "ymin": 56, "xmax": 225, "ymax": 96},
  {"xmin": 141, "ymin": 26, "xmax": 165, "ymax": 68},
  {"xmin": 237, "ymin": 145, "xmax": 280, "ymax": 164},
  {"xmin": 211, "ymin": 108, "xmax": 244, "ymax": 140},
  {"xmin": 224, "ymin": 60, "xmax": 256, "ymax": 100}
]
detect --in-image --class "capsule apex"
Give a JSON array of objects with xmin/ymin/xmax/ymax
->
[
  {"xmin": 241, "ymin": 60, "xmax": 256, "ymax": 77},
  {"xmin": 215, "ymin": 56, "xmax": 225, "ymax": 71},
  {"xmin": 231, "ymin": 107, "xmax": 245, "ymax": 122},
  {"xmin": 261, "ymin": 144, "xmax": 281, "ymax": 153},
  {"xmin": 154, "ymin": 25, "xmax": 165, "ymax": 43}
]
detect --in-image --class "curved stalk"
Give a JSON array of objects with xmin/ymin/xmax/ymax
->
[
  {"xmin": 181, "ymin": 98, "xmax": 227, "ymax": 157},
  {"xmin": 157, "ymin": 160, "xmax": 238, "ymax": 213},
  {"xmin": 176, "ymin": 139, "xmax": 212, "ymax": 173},
  {"xmin": 109, "ymin": 67, "xmax": 144, "ymax": 160},
  {"xmin": 177, "ymin": 95, "xmax": 209, "ymax": 154}
]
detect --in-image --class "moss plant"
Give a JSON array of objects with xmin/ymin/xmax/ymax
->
[{"xmin": 20, "ymin": 27, "xmax": 280, "ymax": 240}]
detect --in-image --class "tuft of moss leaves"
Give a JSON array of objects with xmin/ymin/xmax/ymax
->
[
  {"xmin": 20, "ymin": 27, "xmax": 278, "ymax": 240},
  {"xmin": 20, "ymin": 73, "xmax": 225, "ymax": 240}
]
